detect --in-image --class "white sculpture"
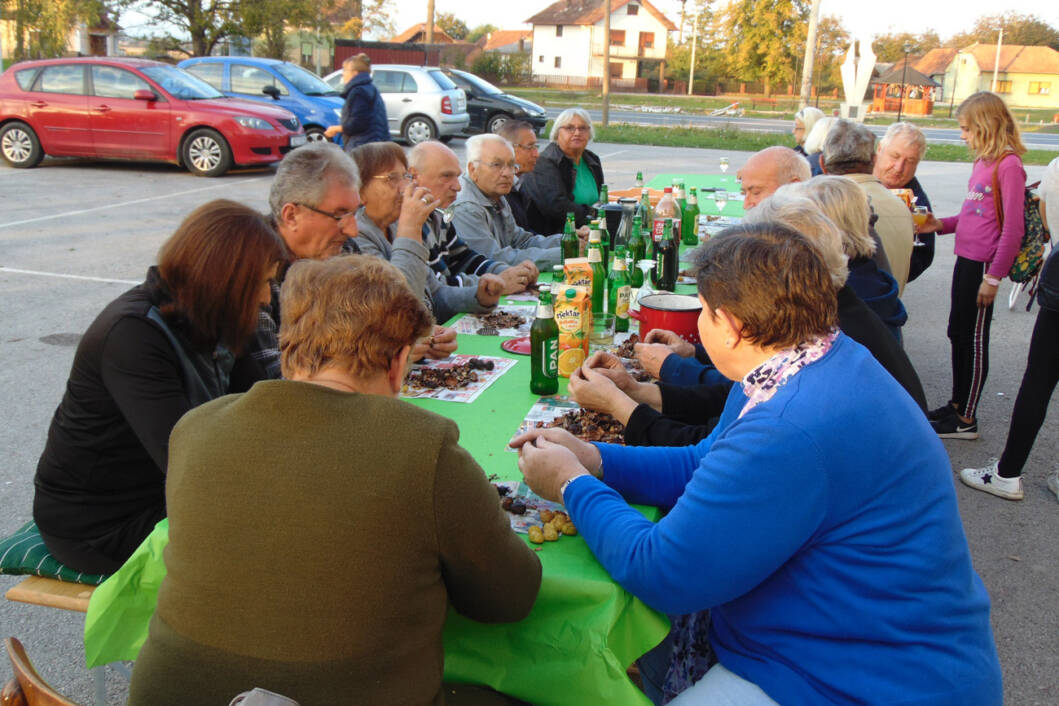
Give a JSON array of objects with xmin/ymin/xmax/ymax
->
[{"xmin": 840, "ymin": 37, "xmax": 876, "ymax": 121}]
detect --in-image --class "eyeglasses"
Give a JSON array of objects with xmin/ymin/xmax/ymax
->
[
  {"xmin": 512, "ymin": 142, "xmax": 540, "ymax": 151},
  {"xmin": 372, "ymin": 172, "xmax": 414, "ymax": 186},
  {"xmin": 296, "ymin": 202, "xmax": 357, "ymax": 223},
  {"xmin": 560, "ymin": 125, "xmax": 590, "ymax": 133},
  {"xmin": 477, "ymin": 160, "xmax": 519, "ymax": 173}
]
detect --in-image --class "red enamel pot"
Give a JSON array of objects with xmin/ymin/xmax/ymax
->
[{"xmin": 628, "ymin": 294, "xmax": 702, "ymax": 344}]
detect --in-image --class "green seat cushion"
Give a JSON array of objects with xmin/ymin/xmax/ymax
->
[{"xmin": 0, "ymin": 521, "xmax": 108, "ymax": 585}]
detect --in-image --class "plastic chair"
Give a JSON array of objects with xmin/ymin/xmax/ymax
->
[{"xmin": 1, "ymin": 638, "xmax": 78, "ymax": 706}]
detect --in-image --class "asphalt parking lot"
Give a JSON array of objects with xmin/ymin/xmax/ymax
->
[{"xmin": 1, "ymin": 144, "xmax": 1057, "ymax": 704}]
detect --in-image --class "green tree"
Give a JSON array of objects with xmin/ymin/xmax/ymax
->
[
  {"xmin": 871, "ymin": 30, "xmax": 941, "ymax": 63},
  {"xmin": 2, "ymin": 0, "xmax": 105, "ymax": 59},
  {"xmin": 113, "ymin": 0, "xmax": 243, "ymax": 56},
  {"xmin": 723, "ymin": 0, "xmax": 810, "ymax": 96},
  {"xmin": 325, "ymin": 0, "xmax": 394, "ymax": 40},
  {"xmin": 948, "ymin": 12, "xmax": 1059, "ymax": 50},
  {"xmin": 436, "ymin": 11, "xmax": 468, "ymax": 40},
  {"xmin": 241, "ymin": 0, "xmax": 333, "ymax": 60},
  {"xmin": 467, "ymin": 23, "xmax": 497, "ymax": 44}
]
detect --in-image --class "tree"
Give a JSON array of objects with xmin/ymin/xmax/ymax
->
[
  {"xmin": 2, "ymin": 0, "xmax": 105, "ymax": 60},
  {"xmin": 948, "ymin": 12, "xmax": 1059, "ymax": 50},
  {"xmin": 467, "ymin": 23, "xmax": 497, "ymax": 44},
  {"xmin": 114, "ymin": 0, "xmax": 243, "ymax": 56},
  {"xmin": 241, "ymin": 0, "xmax": 333, "ymax": 60},
  {"xmin": 871, "ymin": 31, "xmax": 941, "ymax": 63},
  {"xmin": 326, "ymin": 0, "xmax": 394, "ymax": 39},
  {"xmin": 436, "ymin": 11, "xmax": 468, "ymax": 41},
  {"xmin": 723, "ymin": 0, "xmax": 810, "ymax": 96}
]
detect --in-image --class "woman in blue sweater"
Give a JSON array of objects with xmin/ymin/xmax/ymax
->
[{"xmin": 511, "ymin": 224, "xmax": 1001, "ymax": 705}]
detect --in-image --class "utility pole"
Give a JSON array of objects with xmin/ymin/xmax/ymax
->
[
  {"xmin": 688, "ymin": 11, "xmax": 699, "ymax": 96},
  {"xmin": 991, "ymin": 26, "xmax": 1003, "ymax": 92},
  {"xmin": 897, "ymin": 42, "xmax": 911, "ymax": 122},
  {"xmin": 602, "ymin": 0, "xmax": 611, "ymax": 126},
  {"xmin": 798, "ymin": 0, "xmax": 821, "ymax": 109},
  {"xmin": 425, "ymin": 0, "xmax": 435, "ymax": 44},
  {"xmin": 678, "ymin": 0, "xmax": 686, "ymax": 44}
]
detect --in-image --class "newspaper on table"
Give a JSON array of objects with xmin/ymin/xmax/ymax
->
[
  {"xmin": 451, "ymin": 307, "xmax": 532, "ymax": 337},
  {"xmin": 493, "ymin": 480, "xmax": 567, "ymax": 533},
  {"xmin": 699, "ymin": 214, "xmax": 743, "ymax": 240},
  {"xmin": 401, "ymin": 354, "xmax": 516, "ymax": 403}
]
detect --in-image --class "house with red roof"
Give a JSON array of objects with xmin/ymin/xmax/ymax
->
[{"xmin": 917, "ymin": 43, "xmax": 1059, "ymax": 108}]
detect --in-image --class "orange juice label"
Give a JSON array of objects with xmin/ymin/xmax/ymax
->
[
  {"xmin": 554, "ymin": 287, "xmax": 591, "ymax": 377},
  {"xmin": 564, "ymin": 258, "xmax": 594, "ymax": 295}
]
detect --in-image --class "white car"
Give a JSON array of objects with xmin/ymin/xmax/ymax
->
[{"xmin": 324, "ymin": 64, "xmax": 469, "ymax": 144}]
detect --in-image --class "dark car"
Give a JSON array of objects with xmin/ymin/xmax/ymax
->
[
  {"xmin": 440, "ymin": 69, "xmax": 548, "ymax": 136},
  {"xmin": 0, "ymin": 57, "xmax": 305, "ymax": 177}
]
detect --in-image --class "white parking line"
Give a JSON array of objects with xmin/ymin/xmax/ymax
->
[
  {"xmin": 0, "ymin": 176, "xmax": 267, "ymax": 230},
  {"xmin": 599, "ymin": 150, "xmax": 629, "ymax": 159},
  {"xmin": 0, "ymin": 267, "xmax": 138, "ymax": 285}
]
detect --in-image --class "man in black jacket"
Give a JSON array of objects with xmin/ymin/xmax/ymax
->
[
  {"xmin": 498, "ymin": 120, "xmax": 541, "ymax": 232},
  {"xmin": 324, "ymin": 53, "xmax": 389, "ymax": 150}
]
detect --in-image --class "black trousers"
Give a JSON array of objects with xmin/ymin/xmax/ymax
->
[
  {"xmin": 947, "ymin": 257, "xmax": 993, "ymax": 419},
  {"xmin": 39, "ymin": 503, "xmax": 165, "ymax": 575},
  {"xmin": 998, "ymin": 307, "xmax": 1059, "ymax": 477}
]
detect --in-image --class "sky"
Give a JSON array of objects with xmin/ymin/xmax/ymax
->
[{"xmin": 377, "ymin": 0, "xmax": 1059, "ymax": 42}]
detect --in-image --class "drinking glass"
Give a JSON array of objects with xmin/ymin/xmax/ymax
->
[
  {"xmin": 713, "ymin": 189, "xmax": 729, "ymax": 215},
  {"xmin": 636, "ymin": 260, "xmax": 656, "ymax": 302},
  {"xmin": 912, "ymin": 206, "xmax": 929, "ymax": 247},
  {"xmin": 589, "ymin": 314, "xmax": 617, "ymax": 353},
  {"xmin": 719, "ymin": 156, "xmax": 729, "ymax": 174},
  {"xmin": 439, "ymin": 206, "xmax": 455, "ymax": 224}
]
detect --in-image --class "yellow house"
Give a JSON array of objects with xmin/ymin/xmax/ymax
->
[{"xmin": 918, "ymin": 43, "xmax": 1059, "ymax": 109}]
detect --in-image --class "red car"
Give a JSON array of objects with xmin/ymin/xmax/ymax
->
[{"xmin": 0, "ymin": 57, "xmax": 307, "ymax": 177}]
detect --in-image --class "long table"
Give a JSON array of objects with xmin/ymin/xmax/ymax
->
[{"xmin": 82, "ymin": 320, "xmax": 668, "ymax": 706}]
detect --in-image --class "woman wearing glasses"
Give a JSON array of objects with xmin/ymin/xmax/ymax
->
[{"xmin": 521, "ymin": 107, "xmax": 605, "ymax": 234}]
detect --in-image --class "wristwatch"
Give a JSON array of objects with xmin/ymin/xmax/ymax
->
[
  {"xmin": 559, "ymin": 474, "xmax": 591, "ymax": 504},
  {"xmin": 983, "ymin": 275, "xmax": 1001, "ymax": 287}
]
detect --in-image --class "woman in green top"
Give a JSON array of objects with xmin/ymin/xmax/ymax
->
[{"xmin": 521, "ymin": 107, "xmax": 605, "ymax": 234}]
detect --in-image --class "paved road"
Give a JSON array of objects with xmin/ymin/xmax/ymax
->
[
  {"xmin": 1, "ymin": 146, "xmax": 1057, "ymax": 704},
  {"xmin": 545, "ymin": 107, "xmax": 1059, "ymax": 150}
]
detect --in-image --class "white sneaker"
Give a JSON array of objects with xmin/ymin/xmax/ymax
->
[
  {"xmin": 1047, "ymin": 472, "xmax": 1059, "ymax": 503},
  {"xmin": 959, "ymin": 459, "xmax": 1024, "ymax": 500}
]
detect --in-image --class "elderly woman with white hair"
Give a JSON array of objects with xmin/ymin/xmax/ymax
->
[
  {"xmin": 802, "ymin": 116, "xmax": 836, "ymax": 177},
  {"xmin": 792, "ymin": 106, "xmax": 825, "ymax": 157},
  {"xmin": 785, "ymin": 176, "xmax": 908, "ymax": 341},
  {"xmin": 521, "ymin": 107, "xmax": 604, "ymax": 234},
  {"xmin": 961, "ymin": 157, "xmax": 1059, "ymax": 502},
  {"xmin": 874, "ymin": 122, "xmax": 935, "ymax": 280}
]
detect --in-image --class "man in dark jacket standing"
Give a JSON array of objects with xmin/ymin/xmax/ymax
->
[{"xmin": 324, "ymin": 53, "xmax": 389, "ymax": 150}]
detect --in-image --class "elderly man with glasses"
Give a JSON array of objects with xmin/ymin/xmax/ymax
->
[
  {"xmin": 452, "ymin": 134, "xmax": 566, "ymax": 269},
  {"xmin": 497, "ymin": 120, "xmax": 542, "ymax": 231}
]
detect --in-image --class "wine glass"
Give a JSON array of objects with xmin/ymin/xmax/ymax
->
[
  {"xmin": 912, "ymin": 206, "xmax": 929, "ymax": 247},
  {"xmin": 636, "ymin": 260, "xmax": 657, "ymax": 302},
  {"xmin": 713, "ymin": 189, "xmax": 729, "ymax": 215},
  {"xmin": 719, "ymin": 156, "xmax": 729, "ymax": 174},
  {"xmin": 438, "ymin": 205, "xmax": 455, "ymax": 224}
]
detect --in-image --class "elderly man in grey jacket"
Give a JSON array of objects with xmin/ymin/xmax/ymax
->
[{"xmin": 452, "ymin": 134, "xmax": 565, "ymax": 269}]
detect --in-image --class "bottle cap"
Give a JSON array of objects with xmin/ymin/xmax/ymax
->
[
  {"xmin": 566, "ymin": 288, "xmax": 577, "ymax": 298},
  {"xmin": 664, "ymin": 187, "xmax": 672, "ymax": 193}
]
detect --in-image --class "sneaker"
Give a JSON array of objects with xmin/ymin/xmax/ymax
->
[
  {"xmin": 1047, "ymin": 473, "xmax": 1059, "ymax": 503},
  {"xmin": 959, "ymin": 460, "xmax": 1024, "ymax": 500},
  {"xmin": 927, "ymin": 403, "xmax": 959, "ymax": 422},
  {"xmin": 932, "ymin": 414, "xmax": 978, "ymax": 440}
]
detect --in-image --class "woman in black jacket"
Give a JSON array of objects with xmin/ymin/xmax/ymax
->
[
  {"xmin": 33, "ymin": 200, "xmax": 287, "ymax": 573},
  {"xmin": 961, "ymin": 158, "xmax": 1059, "ymax": 501},
  {"xmin": 521, "ymin": 108, "xmax": 604, "ymax": 234}
]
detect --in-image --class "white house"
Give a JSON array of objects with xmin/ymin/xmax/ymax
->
[{"xmin": 526, "ymin": 0, "xmax": 676, "ymax": 87}]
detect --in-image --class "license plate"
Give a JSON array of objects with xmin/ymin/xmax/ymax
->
[{"xmin": 290, "ymin": 134, "xmax": 307, "ymax": 147}]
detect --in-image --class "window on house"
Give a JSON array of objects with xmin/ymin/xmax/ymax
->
[
  {"xmin": 627, "ymin": 4, "xmax": 639, "ymax": 14},
  {"xmin": 554, "ymin": 56, "xmax": 562, "ymax": 69},
  {"xmin": 1029, "ymin": 81, "xmax": 1051, "ymax": 95},
  {"xmin": 639, "ymin": 31, "xmax": 654, "ymax": 49},
  {"xmin": 538, "ymin": 55, "xmax": 544, "ymax": 63},
  {"xmin": 610, "ymin": 30, "xmax": 626, "ymax": 46},
  {"xmin": 609, "ymin": 62, "xmax": 623, "ymax": 78},
  {"xmin": 995, "ymin": 80, "xmax": 1012, "ymax": 94},
  {"xmin": 556, "ymin": 25, "xmax": 563, "ymax": 37}
]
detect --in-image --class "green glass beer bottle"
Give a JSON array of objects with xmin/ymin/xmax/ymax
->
[
  {"xmin": 635, "ymin": 171, "xmax": 644, "ymax": 189},
  {"xmin": 609, "ymin": 246, "xmax": 631, "ymax": 333},
  {"xmin": 587, "ymin": 230, "xmax": 607, "ymax": 316},
  {"xmin": 551, "ymin": 264, "xmax": 565, "ymax": 285},
  {"xmin": 682, "ymin": 186, "xmax": 700, "ymax": 246},
  {"xmin": 561, "ymin": 212, "xmax": 579, "ymax": 263},
  {"xmin": 627, "ymin": 214, "xmax": 645, "ymax": 287},
  {"xmin": 530, "ymin": 285, "xmax": 559, "ymax": 395}
]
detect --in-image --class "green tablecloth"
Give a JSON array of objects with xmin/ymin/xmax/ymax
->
[
  {"xmin": 83, "ymin": 321, "xmax": 668, "ymax": 705},
  {"xmin": 646, "ymin": 173, "xmax": 745, "ymax": 219}
]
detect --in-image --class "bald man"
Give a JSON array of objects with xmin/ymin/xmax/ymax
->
[{"xmin": 736, "ymin": 146, "xmax": 811, "ymax": 210}]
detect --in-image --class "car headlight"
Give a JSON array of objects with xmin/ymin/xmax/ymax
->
[{"xmin": 235, "ymin": 116, "xmax": 274, "ymax": 130}]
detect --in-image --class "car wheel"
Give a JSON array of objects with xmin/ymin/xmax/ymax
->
[
  {"xmin": 305, "ymin": 127, "xmax": 327, "ymax": 143},
  {"xmin": 487, "ymin": 113, "xmax": 513, "ymax": 134},
  {"xmin": 0, "ymin": 121, "xmax": 44, "ymax": 168},
  {"xmin": 182, "ymin": 128, "xmax": 232, "ymax": 177},
  {"xmin": 402, "ymin": 116, "xmax": 437, "ymax": 145}
]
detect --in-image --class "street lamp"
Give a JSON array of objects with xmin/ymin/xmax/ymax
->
[{"xmin": 896, "ymin": 41, "xmax": 912, "ymax": 122}]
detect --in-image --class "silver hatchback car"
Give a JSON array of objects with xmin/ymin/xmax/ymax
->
[{"xmin": 324, "ymin": 64, "xmax": 469, "ymax": 144}]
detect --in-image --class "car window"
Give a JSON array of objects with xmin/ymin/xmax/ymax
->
[
  {"xmin": 14, "ymin": 68, "xmax": 39, "ymax": 91},
  {"xmin": 373, "ymin": 70, "xmax": 401, "ymax": 93},
  {"xmin": 274, "ymin": 62, "xmax": 338, "ymax": 96},
  {"xmin": 428, "ymin": 70, "xmax": 457, "ymax": 91},
  {"xmin": 141, "ymin": 66, "xmax": 224, "ymax": 100},
  {"xmin": 36, "ymin": 65, "xmax": 86, "ymax": 95},
  {"xmin": 231, "ymin": 64, "xmax": 288, "ymax": 96},
  {"xmin": 91, "ymin": 66, "xmax": 152, "ymax": 99},
  {"xmin": 400, "ymin": 72, "xmax": 419, "ymax": 93},
  {"xmin": 452, "ymin": 70, "xmax": 502, "ymax": 95},
  {"xmin": 183, "ymin": 63, "xmax": 224, "ymax": 91}
]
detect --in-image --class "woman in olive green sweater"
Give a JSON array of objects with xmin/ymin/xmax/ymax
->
[{"xmin": 129, "ymin": 255, "xmax": 542, "ymax": 706}]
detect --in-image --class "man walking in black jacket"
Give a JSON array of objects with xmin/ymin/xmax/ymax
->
[{"xmin": 325, "ymin": 53, "xmax": 389, "ymax": 150}]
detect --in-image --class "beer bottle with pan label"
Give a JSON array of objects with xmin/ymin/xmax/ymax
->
[{"xmin": 530, "ymin": 285, "xmax": 559, "ymax": 395}]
